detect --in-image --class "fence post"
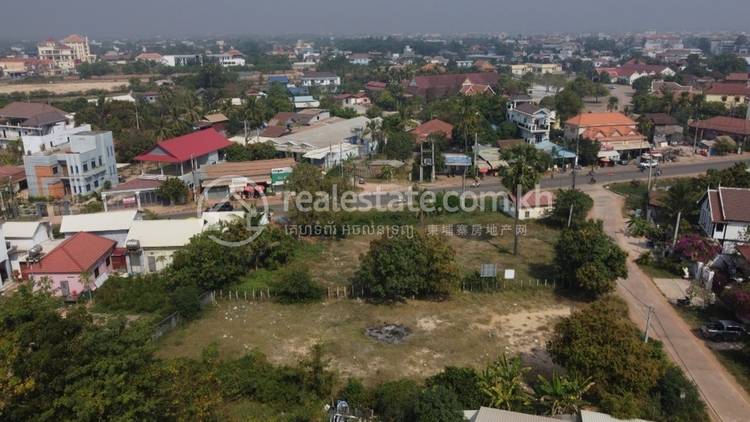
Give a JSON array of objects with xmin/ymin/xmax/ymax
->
[{"xmin": 266, "ymin": 288, "xmax": 270, "ymax": 299}]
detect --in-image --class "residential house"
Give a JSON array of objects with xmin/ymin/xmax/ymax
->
[
  {"xmin": 507, "ymin": 102, "xmax": 556, "ymax": 144},
  {"xmin": 597, "ymin": 59, "xmax": 675, "ymax": 85},
  {"xmin": 410, "ymin": 119, "xmax": 454, "ymax": 143},
  {"xmin": 268, "ymin": 109, "xmax": 331, "ymax": 128},
  {"xmin": 125, "ymin": 219, "xmax": 204, "ymax": 274},
  {"xmin": 100, "ymin": 177, "xmax": 165, "ymax": 211},
  {"xmin": 60, "ymin": 34, "xmax": 94, "ymax": 63},
  {"xmin": 465, "ymin": 406, "xmax": 651, "ymax": 422},
  {"xmin": 510, "ymin": 63, "xmax": 563, "ymax": 76},
  {"xmin": 565, "ymin": 112, "xmax": 648, "ymax": 160},
  {"xmin": 2, "ymin": 221, "xmax": 52, "ymax": 272},
  {"xmin": 271, "ymin": 116, "xmax": 375, "ymax": 167},
  {"xmin": 724, "ymin": 72, "xmax": 749, "ymax": 85},
  {"xmin": 349, "ymin": 53, "xmax": 372, "ymax": 65},
  {"xmin": 404, "ymin": 72, "xmax": 499, "ymax": 100},
  {"xmin": 650, "ymin": 80, "xmax": 698, "ymax": 99},
  {"xmin": 25, "ymin": 232, "xmax": 116, "ymax": 300},
  {"xmin": 300, "ymin": 72, "xmax": 341, "ymax": 88},
  {"xmin": 60, "ymin": 209, "xmax": 139, "ymax": 247},
  {"xmin": 23, "ymin": 130, "xmax": 118, "ymax": 198},
  {"xmin": 0, "ymin": 165, "xmax": 27, "ymax": 193},
  {"xmin": 135, "ymin": 52, "xmax": 163, "ymax": 63},
  {"xmin": 206, "ymin": 49, "xmax": 245, "ymax": 67},
  {"xmin": 0, "ymin": 101, "xmax": 92, "ymax": 154},
  {"xmin": 502, "ymin": 190, "xmax": 556, "ymax": 220},
  {"xmin": 364, "ymin": 81, "xmax": 387, "ymax": 92},
  {"xmin": 197, "ymin": 113, "xmax": 230, "ymax": 134},
  {"xmin": 689, "ymin": 116, "xmax": 750, "ymax": 143},
  {"xmin": 292, "ymin": 95, "xmax": 321, "ymax": 109},
  {"xmin": 334, "ymin": 92, "xmax": 371, "ymax": 107},
  {"xmin": 699, "ymin": 187, "xmax": 750, "ymax": 253},
  {"xmin": 703, "ymin": 83, "xmax": 750, "ymax": 109},
  {"xmin": 36, "ymin": 39, "xmax": 74, "ymax": 74},
  {"xmin": 641, "ymin": 113, "xmax": 684, "ymax": 145},
  {"xmin": 134, "ymin": 128, "xmax": 233, "ymax": 186},
  {"xmin": 161, "ymin": 54, "xmax": 202, "ymax": 67},
  {"xmin": 0, "ymin": 58, "xmax": 32, "ymax": 78}
]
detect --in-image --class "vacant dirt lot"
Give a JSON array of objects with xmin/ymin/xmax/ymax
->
[
  {"xmin": 0, "ymin": 78, "xmax": 135, "ymax": 95},
  {"xmin": 158, "ymin": 292, "xmax": 571, "ymax": 385}
]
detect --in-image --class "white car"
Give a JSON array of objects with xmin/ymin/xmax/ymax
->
[{"xmin": 638, "ymin": 160, "xmax": 659, "ymax": 169}]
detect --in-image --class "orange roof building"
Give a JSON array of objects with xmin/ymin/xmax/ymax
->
[
  {"xmin": 564, "ymin": 112, "xmax": 647, "ymax": 156},
  {"xmin": 410, "ymin": 119, "xmax": 454, "ymax": 143}
]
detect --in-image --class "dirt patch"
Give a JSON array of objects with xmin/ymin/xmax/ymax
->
[
  {"xmin": 158, "ymin": 292, "xmax": 572, "ymax": 385},
  {"xmin": 366, "ymin": 324, "xmax": 412, "ymax": 344}
]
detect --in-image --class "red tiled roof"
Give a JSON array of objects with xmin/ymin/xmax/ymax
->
[
  {"xmin": 26, "ymin": 232, "xmax": 115, "ymax": 274},
  {"xmin": 410, "ymin": 119, "xmax": 454, "ymax": 141},
  {"xmin": 405, "ymin": 72, "xmax": 499, "ymax": 98},
  {"xmin": 582, "ymin": 125, "xmax": 644, "ymax": 142},
  {"xmin": 0, "ymin": 165, "xmax": 26, "ymax": 183},
  {"xmin": 724, "ymin": 73, "xmax": 749, "ymax": 82},
  {"xmin": 104, "ymin": 177, "xmax": 163, "ymax": 193},
  {"xmin": 704, "ymin": 83, "xmax": 750, "ymax": 96},
  {"xmin": 689, "ymin": 116, "xmax": 750, "ymax": 136},
  {"xmin": 260, "ymin": 125, "xmax": 288, "ymax": 138},
  {"xmin": 135, "ymin": 129, "xmax": 232, "ymax": 163},
  {"xmin": 706, "ymin": 187, "xmax": 750, "ymax": 223}
]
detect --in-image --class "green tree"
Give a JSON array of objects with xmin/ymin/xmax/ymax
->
[
  {"xmin": 478, "ymin": 354, "xmax": 533, "ymax": 411},
  {"xmin": 425, "ymin": 366, "xmax": 484, "ymax": 409},
  {"xmin": 156, "ymin": 177, "xmax": 189, "ymax": 205},
  {"xmin": 547, "ymin": 297, "xmax": 666, "ymax": 403},
  {"xmin": 273, "ymin": 267, "xmax": 324, "ymax": 304},
  {"xmin": 351, "ymin": 231, "xmax": 459, "ymax": 302},
  {"xmin": 500, "ymin": 144, "xmax": 548, "ymax": 255},
  {"xmin": 373, "ymin": 379, "xmax": 420, "ymax": 422},
  {"xmin": 414, "ymin": 385, "xmax": 464, "ymax": 422},
  {"xmin": 665, "ymin": 179, "xmax": 702, "ymax": 246},
  {"xmin": 607, "ymin": 95, "xmax": 619, "ymax": 111},
  {"xmin": 554, "ymin": 90, "xmax": 584, "ymax": 122},
  {"xmin": 555, "ymin": 220, "xmax": 627, "ymax": 296},
  {"xmin": 547, "ymin": 189, "xmax": 594, "ymax": 228}
]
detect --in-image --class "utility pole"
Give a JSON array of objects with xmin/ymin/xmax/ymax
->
[
  {"xmin": 572, "ymin": 136, "xmax": 580, "ymax": 189},
  {"xmin": 567, "ymin": 204, "xmax": 574, "ymax": 228},
  {"xmin": 431, "ymin": 140, "xmax": 436, "ymax": 181},
  {"xmin": 473, "ymin": 132, "xmax": 478, "ymax": 178},
  {"xmin": 419, "ymin": 142, "xmax": 424, "ymax": 183},
  {"xmin": 644, "ymin": 305, "xmax": 654, "ymax": 343}
]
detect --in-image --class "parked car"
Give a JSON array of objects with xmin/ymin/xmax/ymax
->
[
  {"xmin": 207, "ymin": 201, "xmax": 234, "ymax": 212},
  {"xmin": 700, "ymin": 320, "xmax": 747, "ymax": 342},
  {"xmin": 639, "ymin": 160, "xmax": 659, "ymax": 170}
]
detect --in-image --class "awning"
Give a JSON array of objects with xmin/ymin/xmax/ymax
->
[{"xmin": 597, "ymin": 150, "xmax": 620, "ymax": 159}]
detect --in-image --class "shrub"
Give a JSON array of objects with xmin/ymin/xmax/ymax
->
[
  {"xmin": 547, "ymin": 189, "xmax": 593, "ymax": 228},
  {"xmin": 170, "ymin": 285, "xmax": 201, "ymax": 319},
  {"xmin": 372, "ymin": 379, "xmax": 420, "ymax": 422},
  {"xmin": 273, "ymin": 268, "xmax": 324, "ymax": 304},
  {"xmin": 672, "ymin": 234, "xmax": 721, "ymax": 263},
  {"xmin": 425, "ymin": 367, "xmax": 483, "ymax": 409},
  {"xmin": 94, "ymin": 274, "xmax": 171, "ymax": 315},
  {"xmin": 414, "ymin": 385, "xmax": 463, "ymax": 422}
]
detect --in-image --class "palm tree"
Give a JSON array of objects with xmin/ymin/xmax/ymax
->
[
  {"xmin": 363, "ymin": 118, "xmax": 383, "ymax": 155},
  {"xmin": 479, "ymin": 354, "xmax": 533, "ymax": 411},
  {"xmin": 666, "ymin": 179, "xmax": 701, "ymax": 246},
  {"xmin": 500, "ymin": 145, "xmax": 546, "ymax": 255},
  {"xmin": 534, "ymin": 373, "xmax": 594, "ymax": 416}
]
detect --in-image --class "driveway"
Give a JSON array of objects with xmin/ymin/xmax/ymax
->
[{"xmin": 589, "ymin": 186, "xmax": 750, "ymax": 422}]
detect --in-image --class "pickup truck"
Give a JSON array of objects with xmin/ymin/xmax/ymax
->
[
  {"xmin": 700, "ymin": 320, "xmax": 747, "ymax": 342},
  {"xmin": 638, "ymin": 160, "xmax": 659, "ymax": 169}
]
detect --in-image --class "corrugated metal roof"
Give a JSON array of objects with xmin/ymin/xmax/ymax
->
[
  {"xmin": 60, "ymin": 210, "xmax": 138, "ymax": 233},
  {"xmin": 126, "ymin": 219, "xmax": 203, "ymax": 248}
]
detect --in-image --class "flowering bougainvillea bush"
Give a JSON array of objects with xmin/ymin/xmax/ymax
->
[{"xmin": 672, "ymin": 234, "xmax": 721, "ymax": 263}]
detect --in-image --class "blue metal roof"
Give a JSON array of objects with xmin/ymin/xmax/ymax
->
[{"xmin": 535, "ymin": 141, "xmax": 577, "ymax": 159}]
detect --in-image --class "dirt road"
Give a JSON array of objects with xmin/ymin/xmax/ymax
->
[{"xmin": 588, "ymin": 186, "xmax": 750, "ymax": 422}]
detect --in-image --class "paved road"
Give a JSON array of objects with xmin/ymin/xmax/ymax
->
[{"xmin": 589, "ymin": 187, "xmax": 750, "ymax": 422}]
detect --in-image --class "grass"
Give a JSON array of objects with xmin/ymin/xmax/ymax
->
[
  {"xmin": 608, "ymin": 180, "xmax": 647, "ymax": 216},
  {"xmin": 637, "ymin": 262, "xmax": 682, "ymax": 279},
  {"xmin": 159, "ymin": 210, "xmax": 566, "ymax": 386},
  {"xmin": 158, "ymin": 290, "xmax": 572, "ymax": 386},
  {"xmin": 234, "ymin": 211, "xmax": 559, "ymax": 292}
]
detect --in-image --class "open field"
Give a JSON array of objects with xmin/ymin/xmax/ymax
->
[
  {"xmin": 159, "ymin": 211, "xmax": 565, "ymax": 385},
  {"xmin": 158, "ymin": 291, "xmax": 572, "ymax": 385},
  {"xmin": 236, "ymin": 212, "xmax": 559, "ymax": 291}
]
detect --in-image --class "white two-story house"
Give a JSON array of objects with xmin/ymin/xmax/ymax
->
[
  {"xmin": 699, "ymin": 187, "xmax": 750, "ymax": 253},
  {"xmin": 507, "ymin": 102, "xmax": 556, "ymax": 144},
  {"xmin": 300, "ymin": 72, "xmax": 341, "ymax": 88}
]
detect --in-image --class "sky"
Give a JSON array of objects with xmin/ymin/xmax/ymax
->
[{"xmin": 2, "ymin": 0, "xmax": 749, "ymax": 39}]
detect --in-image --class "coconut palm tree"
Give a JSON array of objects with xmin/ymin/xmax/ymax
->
[
  {"xmin": 534, "ymin": 373, "xmax": 594, "ymax": 416},
  {"xmin": 479, "ymin": 354, "xmax": 533, "ymax": 411},
  {"xmin": 500, "ymin": 145, "xmax": 547, "ymax": 255},
  {"xmin": 666, "ymin": 179, "xmax": 701, "ymax": 246}
]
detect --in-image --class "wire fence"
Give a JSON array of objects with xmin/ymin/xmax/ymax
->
[{"xmin": 152, "ymin": 291, "xmax": 214, "ymax": 340}]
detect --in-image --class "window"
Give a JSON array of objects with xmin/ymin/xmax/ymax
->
[
  {"xmin": 147, "ymin": 256, "xmax": 157, "ymax": 272},
  {"xmin": 83, "ymin": 163, "xmax": 88, "ymax": 172},
  {"xmin": 93, "ymin": 267, "xmax": 100, "ymax": 278},
  {"xmin": 85, "ymin": 184, "xmax": 91, "ymax": 192},
  {"xmin": 715, "ymin": 223, "xmax": 725, "ymax": 233},
  {"xmin": 51, "ymin": 166, "xmax": 58, "ymax": 175},
  {"xmin": 105, "ymin": 257, "xmax": 111, "ymax": 266},
  {"xmin": 524, "ymin": 211, "xmax": 531, "ymax": 218},
  {"xmin": 98, "ymin": 157, "xmax": 103, "ymax": 166}
]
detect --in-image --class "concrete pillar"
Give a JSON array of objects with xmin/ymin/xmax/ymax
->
[
  {"xmin": 135, "ymin": 191, "xmax": 142, "ymax": 210},
  {"xmin": 102, "ymin": 193, "xmax": 108, "ymax": 212}
]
